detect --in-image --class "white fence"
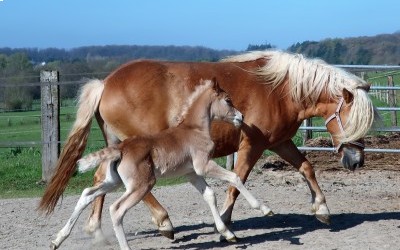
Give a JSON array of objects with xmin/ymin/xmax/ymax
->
[{"xmin": 299, "ymin": 65, "xmax": 400, "ymax": 153}]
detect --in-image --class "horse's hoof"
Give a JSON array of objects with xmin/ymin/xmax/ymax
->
[
  {"xmin": 266, "ymin": 210, "xmax": 274, "ymax": 216},
  {"xmin": 226, "ymin": 236, "xmax": 238, "ymax": 243},
  {"xmin": 316, "ymin": 214, "xmax": 331, "ymax": 225},
  {"xmin": 219, "ymin": 235, "xmax": 238, "ymax": 243},
  {"xmin": 159, "ymin": 230, "xmax": 174, "ymax": 240}
]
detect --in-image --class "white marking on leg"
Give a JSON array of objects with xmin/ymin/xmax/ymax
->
[
  {"xmin": 187, "ymin": 173, "xmax": 236, "ymax": 241},
  {"xmin": 203, "ymin": 160, "xmax": 272, "ymax": 215}
]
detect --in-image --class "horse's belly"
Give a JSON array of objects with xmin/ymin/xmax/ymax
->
[{"xmin": 154, "ymin": 161, "xmax": 194, "ymax": 179}]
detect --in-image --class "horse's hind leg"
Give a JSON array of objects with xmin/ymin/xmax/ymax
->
[
  {"xmin": 186, "ymin": 173, "xmax": 237, "ymax": 242},
  {"xmin": 85, "ymin": 120, "xmax": 119, "ymax": 240},
  {"xmin": 84, "ymin": 162, "xmax": 108, "ymax": 241},
  {"xmin": 51, "ymin": 163, "xmax": 121, "ymax": 249},
  {"xmin": 142, "ymin": 192, "xmax": 175, "ymax": 239},
  {"xmin": 271, "ymin": 140, "xmax": 331, "ymax": 224}
]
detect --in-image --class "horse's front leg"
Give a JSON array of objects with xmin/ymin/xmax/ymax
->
[
  {"xmin": 220, "ymin": 138, "xmax": 266, "ymax": 226},
  {"xmin": 271, "ymin": 140, "xmax": 331, "ymax": 224}
]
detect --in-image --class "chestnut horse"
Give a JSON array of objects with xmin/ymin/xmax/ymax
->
[
  {"xmin": 39, "ymin": 50, "xmax": 376, "ymax": 242},
  {"xmin": 49, "ymin": 79, "xmax": 272, "ymax": 249}
]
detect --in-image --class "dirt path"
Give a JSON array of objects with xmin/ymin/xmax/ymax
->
[{"xmin": 1, "ymin": 166, "xmax": 399, "ymax": 250}]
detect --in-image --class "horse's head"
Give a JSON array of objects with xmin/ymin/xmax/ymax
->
[
  {"xmin": 323, "ymin": 85, "xmax": 374, "ymax": 171},
  {"xmin": 209, "ymin": 78, "xmax": 243, "ymax": 128}
]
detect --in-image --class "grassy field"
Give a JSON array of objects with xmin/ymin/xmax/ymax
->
[{"xmin": 0, "ymin": 79, "xmax": 399, "ymax": 199}]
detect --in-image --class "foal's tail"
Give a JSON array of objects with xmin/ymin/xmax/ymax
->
[
  {"xmin": 78, "ymin": 146, "xmax": 121, "ymax": 173},
  {"xmin": 38, "ymin": 79, "xmax": 104, "ymax": 215}
]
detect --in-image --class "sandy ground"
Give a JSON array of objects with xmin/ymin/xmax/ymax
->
[{"xmin": 0, "ymin": 133, "xmax": 399, "ymax": 250}]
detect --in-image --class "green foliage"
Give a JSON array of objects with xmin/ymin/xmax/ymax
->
[
  {"xmin": 288, "ymin": 32, "xmax": 400, "ymax": 65},
  {"xmin": 246, "ymin": 42, "xmax": 275, "ymax": 51}
]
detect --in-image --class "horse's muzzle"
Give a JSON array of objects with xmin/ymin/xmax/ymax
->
[{"xmin": 340, "ymin": 145, "xmax": 365, "ymax": 171}]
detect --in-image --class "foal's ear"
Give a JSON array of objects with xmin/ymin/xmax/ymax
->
[
  {"xmin": 212, "ymin": 77, "xmax": 222, "ymax": 94},
  {"xmin": 342, "ymin": 88, "xmax": 354, "ymax": 104}
]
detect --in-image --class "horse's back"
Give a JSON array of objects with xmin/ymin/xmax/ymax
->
[{"xmin": 99, "ymin": 60, "xmax": 190, "ymax": 138}]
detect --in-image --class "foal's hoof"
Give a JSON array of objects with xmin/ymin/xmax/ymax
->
[
  {"xmin": 50, "ymin": 242, "xmax": 58, "ymax": 250},
  {"xmin": 261, "ymin": 205, "xmax": 274, "ymax": 217},
  {"xmin": 159, "ymin": 230, "xmax": 175, "ymax": 240},
  {"xmin": 264, "ymin": 210, "xmax": 274, "ymax": 216},
  {"xmin": 316, "ymin": 214, "xmax": 331, "ymax": 225}
]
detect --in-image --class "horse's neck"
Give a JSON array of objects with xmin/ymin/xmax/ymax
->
[{"xmin": 180, "ymin": 93, "xmax": 212, "ymax": 132}]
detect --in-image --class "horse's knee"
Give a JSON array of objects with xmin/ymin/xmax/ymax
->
[{"xmin": 299, "ymin": 161, "xmax": 315, "ymax": 178}]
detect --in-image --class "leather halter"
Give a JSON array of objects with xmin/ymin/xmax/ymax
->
[{"xmin": 324, "ymin": 97, "xmax": 365, "ymax": 152}]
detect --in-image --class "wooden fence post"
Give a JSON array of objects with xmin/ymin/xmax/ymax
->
[
  {"xmin": 387, "ymin": 75, "xmax": 397, "ymax": 126},
  {"xmin": 303, "ymin": 118, "xmax": 313, "ymax": 144},
  {"xmin": 40, "ymin": 70, "xmax": 60, "ymax": 184}
]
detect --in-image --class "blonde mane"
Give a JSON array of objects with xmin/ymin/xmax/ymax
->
[
  {"xmin": 175, "ymin": 79, "xmax": 213, "ymax": 125},
  {"xmin": 222, "ymin": 50, "xmax": 376, "ymax": 143}
]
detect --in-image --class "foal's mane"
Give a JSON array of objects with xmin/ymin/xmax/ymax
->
[
  {"xmin": 222, "ymin": 50, "xmax": 376, "ymax": 143},
  {"xmin": 175, "ymin": 79, "xmax": 213, "ymax": 125}
]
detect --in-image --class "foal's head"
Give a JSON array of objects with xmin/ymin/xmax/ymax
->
[{"xmin": 208, "ymin": 78, "xmax": 243, "ymax": 128}]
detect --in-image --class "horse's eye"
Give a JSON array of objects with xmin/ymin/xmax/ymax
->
[{"xmin": 225, "ymin": 98, "xmax": 233, "ymax": 105}]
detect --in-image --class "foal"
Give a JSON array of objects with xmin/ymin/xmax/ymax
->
[{"xmin": 50, "ymin": 79, "xmax": 272, "ymax": 250}]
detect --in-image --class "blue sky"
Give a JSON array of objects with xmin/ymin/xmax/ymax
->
[{"xmin": 0, "ymin": 0, "xmax": 399, "ymax": 51}]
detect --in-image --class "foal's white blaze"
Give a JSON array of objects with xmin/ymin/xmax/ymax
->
[{"xmin": 232, "ymin": 109, "xmax": 243, "ymax": 128}]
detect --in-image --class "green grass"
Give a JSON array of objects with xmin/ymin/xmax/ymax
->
[{"xmin": 0, "ymin": 146, "xmax": 225, "ymax": 199}]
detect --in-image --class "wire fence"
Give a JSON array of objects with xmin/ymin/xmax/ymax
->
[{"xmin": 0, "ymin": 67, "xmax": 399, "ymax": 154}]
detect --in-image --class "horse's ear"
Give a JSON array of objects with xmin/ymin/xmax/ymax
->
[
  {"xmin": 342, "ymin": 88, "xmax": 354, "ymax": 104},
  {"xmin": 356, "ymin": 83, "xmax": 371, "ymax": 92},
  {"xmin": 212, "ymin": 77, "xmax": 221, "ymax": 94}
]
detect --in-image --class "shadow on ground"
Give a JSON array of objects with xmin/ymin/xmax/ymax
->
[{"xmin": 128, "ymin": 211, "xmax": 400, "ymax": 250}]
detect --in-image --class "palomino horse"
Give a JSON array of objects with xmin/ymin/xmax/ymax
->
[
  {"xmin": 49, "ymin": 79, "xmax": 272, "ymax": 249},
  {"xmin": 39, "ymin": 50, "xmax": 376, "ymax": 241}
]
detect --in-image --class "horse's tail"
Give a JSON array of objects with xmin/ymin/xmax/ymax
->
[
  {"xmin": 78, "ymin": 146, "xmax": 121, "ymax": 173},
  {"xmin": 38, "ymin": 79, "xmax": 104, "ymax": 215}
]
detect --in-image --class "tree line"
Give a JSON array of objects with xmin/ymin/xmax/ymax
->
[
  {"xmin": 1, "ymin": 32, "xmax": 399, "ymax": 111},
  {"xmin": 288, "ymin": 32, "xmax": 400, "ymax": 65}
]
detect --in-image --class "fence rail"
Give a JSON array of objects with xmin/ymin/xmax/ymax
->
[{"xmin": 1, "ymin": 66, "xmax": 399, "ymax": 153}]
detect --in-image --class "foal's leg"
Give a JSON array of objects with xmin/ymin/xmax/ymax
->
[
  {"xmin": 110, "ymin": 161, "xmax": 156, "ymax": 250},
  {"xmin": 271, "ymin": 140, "xmax": 330, "ymax": 224},
  {"xmin": 186, "ymin": 173, "xmax": 237, "ymax": 242},
  {"xmin": 51, "ymin": 163, "xmax": 121, "ymax": 249},
  {"xmin": 86, "ymin": 165, "xmax": 174, "ymax": 240},
  {"xmin": 220, "ymin": 140, "xmax": 266, "ymax": 225},
  {"xmin": 199, "ymin": 160, "xmax": 272, "ymax": 216},
  {"xmin": 86, "ymin": 140, "xmax": 174, "ymax": 240}
]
